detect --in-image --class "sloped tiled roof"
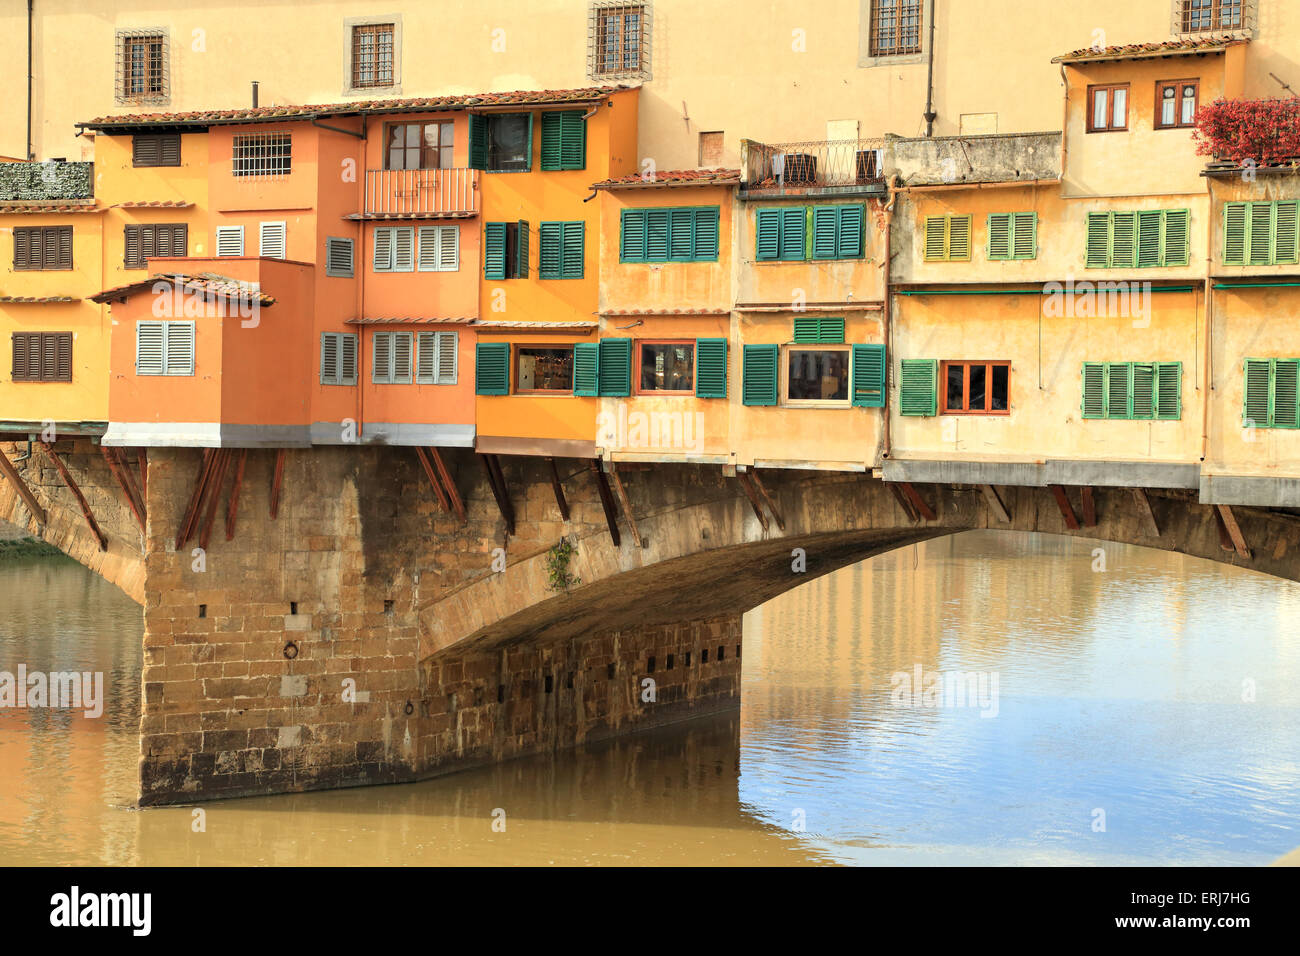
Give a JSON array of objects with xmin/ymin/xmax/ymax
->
[
  {"xmin": 81, "ymin": 86, "xmax": 631, "ymax": 130},
  {"xmin": 592, "ymin": 169, "xmax": 741, "ymax": 189},
  {"xmin": 345, "ymin": 317, "xmax": 477, "ymax": 326},
  {"xmin": 91, "ymin": 272, "xmax": 277, "ymax": 305},
  {"xmin": 0, "ymin": 296, "xmax": 79, "ymax": 303},
  {"xmin": 1052, "ymin": 36, "xmax": 1244, "ymax": 64},
  {"xmin": 112, "ymin": 200, "xmax": 194, "ymax": 208},
  {"xmin": 0, "ymin": 202, "xmax": 102, "ymax": 215}
]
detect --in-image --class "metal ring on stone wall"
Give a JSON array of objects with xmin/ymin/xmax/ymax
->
[
  {"xmin": 283, "ymin": 641, "xmax": 299, "ymax": 660},
  {"xmin": 404, "ymin": 700, "xmax": 414, "ymax": 715}
]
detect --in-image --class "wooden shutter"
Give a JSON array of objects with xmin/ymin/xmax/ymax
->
[
  {"xmin": 645, "ymin": 210, "xmax": 669, "ymax": 260},
  {"xmin": 1275, "ymin": 201, "xmax": 1299, "ymax": 265},
  {"xmin": 947, "ymin": 216, "xmax": 971, "ymax": 260},
  {"xmin": 621, "ymin": 209, "xmax": 647, "ymax": 261},
  {"xmin": 391, "ymin": 332, "xmax": 413, "ymax": 384},
  {"xmin": 515, "ymin": 220, "xmax": 529, "ymax": 278},
  {"xmin": 1155, "ymin": 362, "xmax": 1181, "ymax": 420},
  {"xmin": 539, "ymin": 110, "xmax": 586, "ymax": 171},
  {"xmin": 899, "ymin": 359, "xmax": 937, "ymax": 416},
  {"xmin": 1103, "ymin": 362, "xmax": 1130, "ymax": 419},
  {"xmin": 51, "ymin": 333, "xmax": 72, "ymax": 382},
  {"xmin": 435, "ymin": 331, "xmax": 457, "ymax": 384},
  {"xmin": 416, "ymin": 331, "xmax": 437, "ymax": 384},
  {"xmin": 11, "ymin": 334, "xmax": 30, "ymax": 381},
  {"xmin": 416, "ymin": 226, "xmax": 458, "ymax": 272},
  {"xmin": 837, "ymin": 205, "xmax": 864, "ymax": 259},
  {"xmin": 484, "ymin": 223, "xmax": 507, "ymax": 279},
  {"xmin": 340, "ymin": 333, "xmax": 358, "ymax": 385},
  {"xmin": 694, "ymin": 208, "xmax": 720, "ymax": 260},
  {"xmin": 539, "ymin": 222, "xmax": 562, "ymax": 279},
  {"xmin": 1249, "ymin": 202, "xmax": 1273, "ymax": 266},
  {"xmin": 133, "ymin": 135, "xmax": 160, "ymax": 166},
  {"xmin": 851, "ymin": 343, "xmax": 886, "ymax": 408},
  {"xmin": 561, "ymin": 221, "xmax": 584, "ymax": 278},
  {"xmin": 1012, "ymin": 212, "xmax": 1037, "ymax": 259},
  {"xmin": 372, "ymin": 331, "xmax": 392, "ymax": 383},
  {"xmin": 14, "ymin": 228, "xmax": 31, "ymax": 271},
  {"xmin": 779, "ymin": 207, "xmax": 806, "ymax": 261},
  {"xmin": 792, "ymin": 316, "xmax": 845, "ymax": 344},
  {"xmin": 1085, "ymin": 213, "xmax": 1110, "ymax": 269},
  {"xmin": 1242, "ymin": 358, "xmax": 1272, "ymax": 427},
  {"xmin": 1163, "ymin": 209, "xmax": 1189, "ymax": 266},
  {"xmin": 136, "ymin": 322, "xmax": 165, "ymax": 375},
  {"xmin": 811, "ymin": 206, "xmax": 839, "ymax": 260},
  {"xmin": 987, "ymin": 213, "xmax": 1012, "ymax": 260},
  {"xmin": 741, "ymin": 344, "xmax": 779, "ymax": 406},
  {"xmin": 392, "ymin": 227, "xmax": 414, "ymax": 271},
  {"xmin": 164, "ymin": 322, "xmax": 194, "ymax": 375},
  {"xmin": 320, "ymin": 332, "xmax": 341, "ymax": 385},
  {"xmin": 695, "ymin": 338, "xmax": 727, "ymax": 399},
  {"xmin": 1131, "ymin": 362, "xmax": 1156, "ymax": 419},
  {"xmin": 373, "ymin": 227, "xmax": 394, "ymax": 272},
  {"xmin": 1136, "ymin": 211, "xmax": 1162, "ymax": 268},
  {"xmin": 923, "ymin": 217, "xmax": 947, "ymax": 261},
  {"xmin": 475, "ymin": 342, "xmax": 510, "ymax": 395},
  {"xmin": 597, "ymin": 338, "xmax": 632, "ymax": 396},
  {"xmin": 540, "ymin": 111, "xmax": 563, "ymax": 170},
  {"xmin": 573, "ymin": 342, "xmax": 600, "ymax": 396},
  {"xmin": 216, "ymin": 225, "xmax": 244, "ymax": 257},
  {"xmin": 755, "ymin": 209, "xmax": 782, "ymax": 261},
  {"xmin": 669, "ymin": 209, "xmax": 693, "ymax": 259},
  {"xmin": 125, "ymin": 224, "xmax": 144, "ymax": 269},
  {"xmin": 1223, "ymin": 202, "xmax": 1247, "ymax": 266},
  {"xmin": 1111, "ymin": 212, "xmax": 1137, "ymax": 269},
  {"xmin": 467, "ymin": 114, "xmax": 487, "ymax": 170},
  {"xmin": 1081, "ymin": 362, "xmax": 1106, "ymax": 418},
  {"xmin": 326, "ymin": 237, "xmax": 354, "ymax": 277},
  {"xmin": 1274, "ymin": 359, "xmax": 1300, "ymax": 429},
  {"xmin": 159, "ymin": 133, "xmax": 181, "ymax": 166}
]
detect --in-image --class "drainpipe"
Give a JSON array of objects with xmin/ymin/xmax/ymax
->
[
  {"xmin": 1202, "ymin": 177, "xmax": 1215, "ymax": 464},
  {"xmin": 923, "ymin": 0, "xmax": 937, "ymax": 136},
  {"xmin": 881, "ymin": 178, "xmax": 901, "ymax": 460},
  {"xmin": 251, "ymin": 81, "xmax": 259, "ymax": 109},
  {"xmin": 27, "ymin": 0, "xmax": 34, "ymax": 160},
  {"xmin": 356, "ymin": 117, "xmax": 368, "ymax": 442}
]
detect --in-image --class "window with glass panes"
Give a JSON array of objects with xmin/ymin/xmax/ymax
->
[
  {"xmin": 1087, "ymin": 84, "xmax": 1129, "ymax": 132},
  {"xmin": 1156, "ymin": 80, "xmax": 1198, "ymax": 129},
  {"xmin": 384, "ymin": 122, "xmax": 453, "ymax": 170},
  {"xmin": 636, "ymin": 341, "xmax": 694, "ymax": 393}
]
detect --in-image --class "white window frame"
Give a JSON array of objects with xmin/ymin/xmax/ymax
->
[
  {"xmin": 320, "ymin": 331, "xmax": 358, "ymax": 386},
  {"xmin": 215, "ymin": 225, "xmax": 244, "ymax": 257},
  {"xmin": 136, "ymin": 320, "xmax": 195, "ymax": 376},
  {"xmin": 259, "ymin": 221, "xmax": 287, "ymax": 258},
  {"xmin": 781, "ymin": 344, "xmax": 851, "ymax": 408},
  {"xmin": 372, "ymin": 330, "xmax": 413, "ymax": 384},
  {"xmin": 416, "ymin": 330, "xmax": 458, "ymax": 385},
  {"xmin": 417, "ymin": 225, "xmax": 459, "ymax": 272}
]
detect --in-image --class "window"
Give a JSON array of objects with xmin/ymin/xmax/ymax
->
[
  {"xmin": 259, "ymin": 221, "xmax": 286, "ymax": 259},
  {"xmin": 320, "ymin": 332, "xmax": 358, "ymax": 386},
  {"xmin": 1177, "ymin": 0, "xmax": 1245, "ymax": 33},
  {"xmin": 418, "ymin": 226, "xmax": 459, "ymax": 272},
  {"xmin": 372, "ymin": 331, "xmax": 413, "ymax": 384},
  {"xmin": 468, "ymin": 114, "xmax": 532, "ymax": 173},
  {"xmin": 539, "ymin": 221, "xmax": 585, "ymax": 279},
  {"xmin": 351, "ymin": 23, "xmax": 395, "ymax": 89},
  {"xmin": 326, "ymin": 238, "xmax": 354, "ymax": 277},
  {"xmin": 942, "ymin": 361, "xmax": 1010, "ymax": 415},
  {"xmin": 116, "ymin": 30, "xmax": 167, "ymax": 104},
  {"xmin": 621, "ymin": 207, "xmax": 719, "ymax": 262},
  {"xmin": 14, "ymin": 226, "xmax": 72, "ymax": 271},
  {"xmin": 699, "ymin": 131, "xmax": 724, "ymax": 167},
  {"xmin": 588, "ymin": 2, "xmax": 649, "ymax": 79},
  {"xmin": 869, "ymin": 0, "xmax": 923, "ymax": 57},
  {"xmin": 741, "ymin": 340, "xmax": 884, "ymax": 408},
  {"xmin": 1223, "ymin": 201, "xmax": 1299, "ymax": 266},
  {"xmin": 787, "ymin": 347, "xmax": 850, "ymax": 404},
  {"xmin": 374, "ymin": 226, "xmax": 415, "ymax": 272},
  {"xmin": 1087, "ymin": 84, "xmax": 1129, "ymax": 133},
  {"xmin": 132, "ymin": 133, "xmax": 180, "ymax": 167},
  {"xmin": 516, "ymin": 347, "xmax": 574, "ymax": 393},
  {"xmin": 899, "ymin": 359, "xmax": 939, "ymax": 416},
  {"xmin": 1085, "ymin": 210, "xmax": 1190, "ymax": 268},
  {"xmin": 540, "ymin": 112, "xmax": 587, "ymax": 171},
  {"xmin": 1243, "ymin": 358, "xmax": 1299, "ymax": 428},
  {"xmin": 923, "ymin": 215, "xmax": 972, "ymax": 262},
  {"xmin": 484, "ymin": 221, "xmax": 529, "ymax": 279},
  {"xmin": 384, "ymin": 122, "xmax": 453, "ymax": 170},
  {"xmin": 11, "ymin": 333, "xmax": 72, "ymax": 383},
  {"xmin": 124, "ymin": 224, "xmax": 187, "ymax": 270},
  {"xmin": 1082, "ymin": 362, "xmax": 1182, "ymax": 420},
  {"xmin": 215, "ymin": 226, "xmax": 244, "ymax": 257},
  {"xmin": 986, "ymin": 213, "xmax": 1037, "ymax": 260},
  {"xmin": 232, "ymin": 132, "xmax": 292, "ymax": 178},
  {"xmin": 1156, "ymin": 80, "xmax": 1199, "ymax": 129},
  {"xmin": 136, "ymin": 321, "xmax": 194, "ymax": 376},
  {"xmin": 416, "ymin": 331, "xmax": 458, "ymax": 385},
  {"xmin": 755, "ymin": 205, "xmax": 864, "ymax": 262},
  {"xmin": 637, "ymin": 341, "xmax": 694, "ymax": 394}
]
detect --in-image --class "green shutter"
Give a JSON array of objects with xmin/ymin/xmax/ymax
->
[
  {"xmin": 539, "ymin": 111, "xmax": 585, "ymax": 171},
  {"xmin": 837, "ymin": 205, "xmax": 864, "ymax": 258},
  {"xmin": 646, "ymin": 210, "xmax": 669, "ymax": 260},
  {"xmin": 475, "ymin": 343, "xmax": 510, "ymax": 395},
  {"xmin": 1111, "ymin": 212, "xmax": 1137, "ymax": 268},
  {"xmin": 695, "ymin": 338, "xmax": 727, "ymax": 398},
  {"xmin": 1275, "ymin": 201, "xmax": 1299, "ymax": 265},
  {"xmin": 693, "ymin": 208, "xmax": 720, "ymax": 260},
  {"xmin": 468, "ymin": 114, "xmax": 487, "ymax": 170},
  {"xmin": 811, "ymin": 206, "xmax": 838, "ymax": 260},
  {"xmin": 1223, "ymin": 202, "xmax": 1247, "ymax": 266},
  {"xmin": 1243, "ymin": 358, "xmax": 1272, "ymax": 427},
  {"xmin": 1012, "ymin": 212, "xmax": 1037, "ymax": 260},
  {"xmin": 621, "ymin": 209, "xmax": 647, "ymax": 262},
  {"xmin": 755, "ymin": 209, "xmax": 781, "ymax": 261},
  {"xmin": 1137, "ymin": 211, "xmax": 1162, "ymax": 268},
  {"xmin": 899, "ymin": 359, "xmax": 937, "ymax": 416},
  {"xmin": 484, "ymin": 222, "xmax": 507, "ymax": 280},
  {"xmin": 540, "ymin": 112, "xmax": 562, "ymax": 170},
  {"xmin": 1249, "ymin": 202, "xmax": 1273, "ymax": 265},
  {"xmin": 1163, "ymin": 209, "xmax": 1189, "ymax": 266},
  {"xmin": 1155, "ymin": 362, "xmax": 1182, "ymax": 420},
  {"xmin": 573, "ymin": 342, "xmax": 600, "ymax": 396},
  {"xmin": 987, "ymin": 213, "xmax": 1012, "ymax": 260},
  {"xmin": 597, "ymin": 338, "xmax": 632, "ymax": 396},
  {"xmin": 1085, "ymin": 213, "xmax": 1111, "ymax": 269},
  {"xmin": 1275, "ymin": 359, "xmax": 1300, "ymax": 428},
  {"xmin": 924, "ymin": 217, "xmax": 948, "ymax": 262},
  {"xmin": 780, "ymin": 208, "xmax": 806, "ymax": 261},
  {"xmin": 792, "ymin": 317, "xmax": 820, "ymax": 343},
  {"xmin": 524, "ymin": 114, "xmax": 534, "ymax": 172},
  {"xmin": 1131, "ymin": 362, "xmax": 1156, "ymax": 419},
  {"xmin": 538, "ymin": 221, "xmax": 562, "ymax": 278},
  {"xmin": 1106, "ymin": 362, "xmax": 1132, "ymax": 419},
  {"xmin": 742, "ymin": 344, "xmax": 779, "ymax": 406},
  {"xmin": 668, "ymin": 208, "xmax": 693, "ymax": 259},
  {"xmin": 1081, "ymin": 362, "xmax": 1106, "ymax": 418},
  {"xmin": 947, "ymin": 216, "xmax": 971, "ymax": 260},
  {"xmin": 851, "ymin": 343, "xmax": 886, "ymax": 408},
  {"xmin": 516, "ymin": 219, "xmax": 529, "ymax": 278},
  {"xmin": 792, "ymin": 316, "xmax": 844, "ymax": 344},
  {"xmin": 562, "ymin": 221, "xmax": 584, "ymax": 278}
]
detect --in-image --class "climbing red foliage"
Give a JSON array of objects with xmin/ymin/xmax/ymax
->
[{"xmin": 1193, "ymin": 97, "xmax": 1300, "ymax": 166}]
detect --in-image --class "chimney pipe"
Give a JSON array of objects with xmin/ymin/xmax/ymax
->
[{"xmin": 252, "ymin": 81, "xmax": 259, "ymax": 109}]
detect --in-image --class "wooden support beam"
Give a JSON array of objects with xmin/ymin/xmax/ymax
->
[
  {"xmin": 269, "ymin": 449, "xmax": 287, "ymax": 519},
  {"xmin": 479, "ymin": 453, "xmax": 515, "ymax": 536},
  {"xmin": 224, "ymin": 450, "xmax": 247, "ymax": 541},
  {"xmin": 547, "ymin": 457, "xmax": 570, "ymax": 521},
  {"xmin": 1131, "ymin": 487, "xmax": 1160, "ymax": 537},
  {"xmin": 136, "ymin": 448, "xmax": 148, "ymax": 501},
  {"xmin": 1215, "ymin": 504, "xmax": 1252, "ymax": 559},
  {"xmin": 734, "ymin": 471, "xmax": 769, "ymax": 531},
  {"xmin": 414, "ymin": 447, "xmax": 450, "ymax": 512},
  {"xmin": 980, "ymin": 484, "xmax": 1011, "ymax": 524},
  {"xmin": 111, "ymin": 446, "xmax": 147, "ymax": 529},
  {"xmin": 198, "ymin": 450, "xmax": 231, "ymax": 551},
  {"xmin": 0, "ymin": 444, "xmax": 46, "ymax": 526},
  {"xmin": 1050, "ymin": 485, "xmax": 1080, "ymax": 530},
  {"xmin": 589, "ymin": 459, "xmax": 621, "ymax": 547},
  {"xmin": 607, "ymin": 463, "xmax": 645, "ymax": 549},
  {"xmin": 900, "ymin": 482, "xmax": 937, "ymax": 522},
  {"xmin": 748, "ymin": 469, "xmax": 786, "ymax": 531},
  {"xmin": 100, "ymin": 445, "xmax": 146, "ymax": 533},
  {"xmin": 430, "ymin": 448, "xmax": 466, "ymax": 523},
  {"xmin": 888, "ymin": 481, "xmax": 919, "ymax": 524},
  {"xmin": 176, "ymin": 449, "xmax": 216, "ymax": 550},
  {"xmin": 1079, "ymin": 486, "xmax": 1097, "ymax": 527},
  {"xmin": 39, "ymin": 442, "xmax": 106, "ymax": 551}
]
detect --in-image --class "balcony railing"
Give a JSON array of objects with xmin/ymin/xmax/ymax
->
[
  {"xmin": 741, "ymin": 139, "xmax": 885, "ymax": 193},
  {"xmin": 364, "ymin": 167, "xmax": 479, "ymax": 217}
]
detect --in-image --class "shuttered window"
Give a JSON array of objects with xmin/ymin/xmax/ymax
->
[
  {"xmin": 215, "ymin": 225, "xmax": 244, "ymax": 257},
  {"xmin": 741, "ymin": 344, "xmax": 779, "ymax": 406},
  {"xmin": 372, "ymin": 331, "xmax": 413, "ymax": 384},
  {"xmin": 319, "ymin": 332, "xmax": 358, "ymax": 386},
  {"xmin": 755, "ymin": 207, "xmax": 807, "ymax": 261},
  {"xmin": 417, "ymin": 225, "xmax": 459, "ymax": 272},
  {"xmin": 484, "ymin": 221, "xmax": 528, "ymax": 279},
  {"xmin": 135, "ymin": 321, "xmax": 194, "ymax": 376},
  {"xmin": 986, "ymin": 212, "xmax": 1037, "ymax": 260},
  {"xmin": 792, "ymin": 316, "xmax": 846, "ymax": 344},
  {"xmin": 1242, "ymin": 358, "xmax": 1300, "ymax": 429},
  {"xmin": 695, "ymin": 338, "xmax": 728, "ymax": 398},
  {"xmin": 1080, "ymin": 361, "xmax": 1182, "ymax": 420},
  {"xmin": 811, "ymin": 204, "xmax": 865, "ymax": 260},
  {"xmin": 899, "ymin": 359, "xmax": 938, "ymax": 416},
  {"xmin": 757, "ymin": 205, "xmax": 863, "ymax": 261},
  {"xmin": 851, "ymin": 343, "xmax": 887, "ymax": 408},
  {"xmin": 597, "ymin": 338, "xmax": 632, "ymax": 396},
  {"xmin": 1222, "ymin": 201, "xmax": 1300, "ymax": 266},
  {"xmin": 1084, "ymin": 210, "xmax": 1190, "ymax": 268},
  {"xmin": 124, "ymin": 223, "xmax": 187, "ymax": 269},
  {"xmin": 325, "ymin": 237, "xmax": 355, "ymax": 277},
  {"xmin": 416, "ymin": 331, "xmax": 458, "ymax": 384},
  {"xmin": 11, "ymin": 332, "xmax": 72, "ymax": 383},
  {"xmin": 539, "ymin": 111, "xmax": 587, "ymax": 170},
  {"xmin": 259, "ymin": 221, "xmax": 287, "ymax": 258},
  {"xmin": 539, "ymin": 221, "xmax": 585, "ymax": 279},
  {"xmin": 475, "ymin": 342, "xmax": 511, "ymax": 395},
  {"xmin": 14, "ymin": 226, "xmax": 73, "ymax": 271},
  {"xmin": 132, "ymin": 133, "xmax": 181, "ymax": 167},
  {"xmin": 467, "ymin": 113, "xmax": 533, "ymax": 172},
  {"xmin": 373, "ymin": 226, "xmax": 415, "ymax": 273},
  {"xmin": 922, "ymin": 215, "xmax": 971, "ymax": 262},
  {"xmin": 573, "ymin": 342, "xmax": 601, "ymax": 396},
  {"xmin": 620, "ymin": 207, "xmax": 720, "ymax": 262}
]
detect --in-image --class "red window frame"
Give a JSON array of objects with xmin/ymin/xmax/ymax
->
[
  {"xmin": 634, "ymin": 339, "xmax": 695, "ymax": 395},
  {"xmin": 1154, "ymin": 79, "xmax": 1199, "ymax": 130},
  {"xmin": 940, "ymin": 360, "xmax": 1011, "ymax": 416},
  {"xmin": 1086, "ymin": 83, "xmax": 1130, "ymax": 133}
]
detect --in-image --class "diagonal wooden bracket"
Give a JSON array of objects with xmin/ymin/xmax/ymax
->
[
  {"xmin": 1215, "ymin": 504, "xmax": 1252, "ymax": 559},
  {"xmin": 40, "ymin": 442, "xmax": 106, "ymax": 551},
  {"xmin": 479, "ymin": 453, "xmax": 515, "ymax": 536},
  {"xmin": 0, "ymin": 443, "xmax": 47, "ymax": 526},
  {"xmin": 1079, "ymin": 486, "xmax": 1097, "ymax": 527},
  {"xmin": 589, "ymin": 459, "xmax": 621, "ymax": 547},
  {"xmin": 747, "ymin": 468, "xmax": 786, "ymax": 532},
  {"xmin": 735, "ymin": 470, "xmax": 769, "ymax": 531},
  {"xmin": 224, "ymin": 449, "xmax": 247, "ymax": 541},
  {"xmin": 606, "ymin": 462, "xmax": 644, "ymax": 549},
  {"xmin": 899, "ymin": 482, "xmax": 937, "ymax": 522},
  {"xmin": 415, "ymin": 447, "xmax": 451, "ymax": 512},
  {"xmin": 100, "ymin": 445, "xmax": 146, "ymax": 533},
  {"xmin": 269, "ymin": 449, "xmax": 287, "ymax": 519},
  {"xmin": 547, "ymin": 457, "xmax": 570, "ymax": 521},
  {"xmin": 1131, "ymin": 488, "xmax": 1160, "ymax": 537},
  {"xmin": 1050, "ymin": 485, "xmax": 1080, "ymax": 530},
  {"xmin": 888, "ymin": 481, "xmax": 919, "ymax": 524},
  {"xmin": 429, "ymin": 448, "xmax": 466, "ymax": 523},
  {"xmin": 980, "ymin": 484, "xmax": 1011, "ymax": 524}
]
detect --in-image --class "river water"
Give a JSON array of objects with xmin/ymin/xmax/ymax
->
[{"xmin": 0, "ymin": 531, "xmax": 1297, "ymax": 866}]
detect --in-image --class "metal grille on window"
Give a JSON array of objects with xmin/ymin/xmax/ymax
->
[
  {"xmin": 869, "ymin": 0, "xmax": 923, "ymax": 57},
  {"xmin": 1173, "ymin": 0, "xmax": 1252, "ymax": 34},
  {"xmin": 115, "ymin": 30, "xmax": 169, "ymax": 105},
  {"xmin": 587, "ymin": 2, "xmax": 651, "ymax": 80},
  {"xmin": 232, "ymin": 132, "xmax": 292, "ymax": 178},
  {"xmin": 352, "ymin": 23, "xmax": 395, "ymax": 88}
]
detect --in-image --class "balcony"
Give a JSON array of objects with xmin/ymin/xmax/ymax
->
[
  {"xmin": 740, "ymin": 139, "xmax": 886, "ymax": 197},
  {"xmin": 362, "ymin": 167, "xmax": 479, "ymax": 219},
  {"xmin": 0, "ymin": 161, "xmax": 93, "ymax": 202}
]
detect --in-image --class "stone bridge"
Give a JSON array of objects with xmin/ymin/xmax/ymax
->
[{"xmin": 2, "ymin": 437, "xmax": 1295, "ymax": 805}]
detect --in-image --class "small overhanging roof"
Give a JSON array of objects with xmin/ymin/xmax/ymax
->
[
  {"xmin": 79, "ymin": 85, "xmax": 634, "ymax": 133},
  {"xmin": 1052, "ymin": 36, "xmax": 1245, "ymax": 64},
  {"xmin": 592, "ymin": 169, "xmax": 741, "ymax": 190},
  {"xmin": 0, "ymin": 296, "xmax": 79, "ymax": 303},
  {"xmin": 0, "ymin": 200, "xmax": 102, "ymax": 215},
  {"xmin": 345, "ymin": 316, "xmax": 477, "ymax": 326},
  {"xmin": 91, "ymin": 272, "xmax": 277, "ymax": 305}
]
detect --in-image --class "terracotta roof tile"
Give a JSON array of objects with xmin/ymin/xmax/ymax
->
[
  {"xmin": 346, "ymin": 317, "xmax": 477, "ymax": 326},
  {"xmin": 599, "ymin": 308, "xmax": 731, "ymax": 316},
  {"xmin": 82, "ymin": 86, "xmax": 632, "ymax": 130},
  {"xmin": 0, "ymin": 296, "xmax": 79, "ymax": 303},
  {"xmin": 1052, "ymin": 36, "xmax": 1244, "ymax": 63},
  {"xmin": 592, "ymin": 168, "xmax": 741, "ymax": 189},
  {"xmin": 90, "ymin": 272, "xmax": 277, "ymax": 306},
  {"xmin": 112, "ymin": 200, "xmax": 194, "ymax": 208},
  {"xmin": 0, "ymin": 203, "xmax": 103, "ymax": 215}
]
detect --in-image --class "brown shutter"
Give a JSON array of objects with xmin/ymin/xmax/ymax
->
[
  {"xmin": 12, "ymin": 334, "xmax": 30, "ymax": 381},
  {"xmin": 125, "ymin": 224, "xmax": 142, "ymax": 269},
  {"xmin": 39, "ymin": 334, "xmax": 57, "ymax": 381},
  {"xmin": 14, "ymin": 228, "xmax": 30, "ymax": 270},
  {"xmin": 57, "ymin": 226, "xmax": 72, "ymax": 269},
  {"xmin": 172, "ymin": 223, "xmax": 188, "ymax": 256},
  {"xmin": 133, "ymin": 135, "xmax": 159, "ymax": 166},
  {"xmin": 55, "ymin": 333, "xmax": 72, "ymax": 382},
  {"xmin": 141, "ymin": 224, "xmax": 156, "ymax": 263},
  {"xmin": 159, "ymin": 134, "xmax": 181, "ymax": 166}
]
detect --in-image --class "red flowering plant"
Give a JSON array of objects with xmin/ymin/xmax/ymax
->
[{"xmin": 1193, "ymin": 97, "xmax": 1300, "ymax": 167}]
